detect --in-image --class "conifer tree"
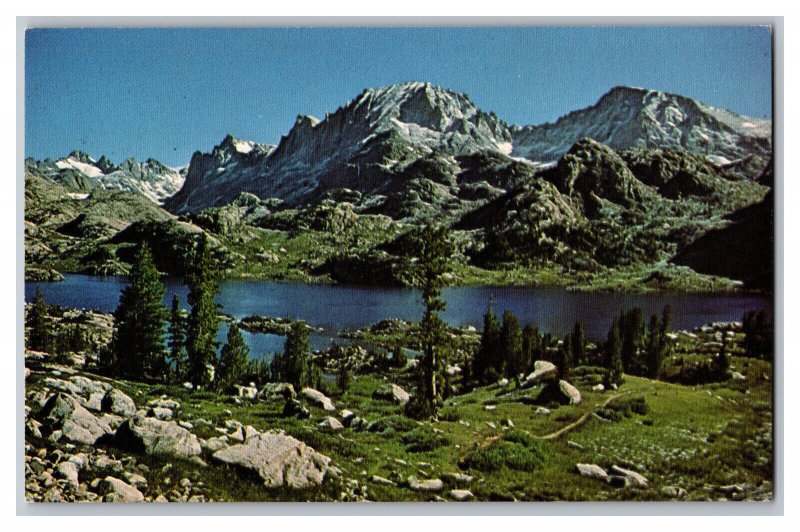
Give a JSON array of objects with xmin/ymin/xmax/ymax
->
[
  {"xmin": 621, "ymin": 308, "xmax": 645, "ymax": 374},
  {"xmin": 284, "ymin": 321, "xmax": 311, "ymax": 388},
  {"xmin": 218, "ymin": 323, "xmax": 250, "ymax": 391},
  {"xmin": 406, "ymin": 224, "xmax": 453, "ymax": 419},
  {"xmin": 167, "ymin": 294, "xmax": 188, "ymax": 381},
  {"xmin": 559, "ymin": 333, "xmax": 574, "ymax": 379},
  {"xmin": 474, "ymin": 301, "xmax": 501, "ymax": 384},
  {"xmin": 605, "ymin": 317, "xmax": 624, "ymax": 387},
  {"xmin": 501, "ymin": 310, "xmax": 524, "ymax": 382},
  {"xmin": 186, "ymin": 235, "xmax": 221, "ymax": 387},
  {"xmin": 644, "ymin": 314, "xmax": 660, "ymax": 378},
  {"xmin": 27, "ymin": 287, "xmax": 50, "ymax": 352},
  {"xmin": 571, "ymin": 321, "xmax": 587, "ymax": 366},
  {"xmin": 336, "ymin": 363, "xmax": 352, "ymax": 392},
  {"xmin": 111, "ymin": 244, "xmax": 168, "ymax": 380},
  {"xmin": 522, "ymin": 324, "xmax": 542, "ymax": 371}
]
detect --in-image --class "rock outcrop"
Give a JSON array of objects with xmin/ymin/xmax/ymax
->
[
  {"xmin": 113, "ymin": 415, "xmax": 202, "ymax": 459},
  {"xmin": 211, "ymin": 432, "xmax": 332, "ymax": 489},
  {"xmin": 372, "ymin": 383, "xmax": 410, "ymax": 405}
]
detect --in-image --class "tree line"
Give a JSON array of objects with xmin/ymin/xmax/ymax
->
[{"xmin": 469, "ymin": 303, "xmax": 675, "ymax": 387}]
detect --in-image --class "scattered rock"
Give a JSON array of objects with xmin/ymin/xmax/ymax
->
[
  {"xmin": 576, "ymin": 463, "xmax": 609, "ymax": 482},
  {"xmin": 301, "ymin": 388, "xmax": 336, "ymax": 411},
  {"xmin": 148, "ymin": 398, "xmax": 180, "ymax": 411},
  {"xmin": 212, "ymin": 431, "xmax": 332, "ymax": 489},
  {"xmin": 442, "ymin": 472, "xmax": 474, "ymax": 486},
  {"xmin": 244, "ymin": 425, "xmax": 260, "ymax": 440},
  {"xmin": 407, "ymin": 476, "xmax": 444, "ymax": 493},
  {"xmin": 80, "ymin": 392, "xmax": 105, "ymax": 412},
  {"xmin": 522, "ymin": 360, "xmax": 558, "ymax": 388},
  {"xmin": 661, "ymin": 486, "xmax": 687, "ymax": 498},
  {"xmin": 113, "ymin": 415, "xmax": 202, "ymax": 459},
  {"xmin": 42, "ymin": 378, "xmax": 79, "ymax": 396},
  {"xmin": 39, "ymin": 393, "xmax": 114, "ymax": 445},
  {"xmin": 201, "ymin": 437, "xmax": 230, "ymax": 453},
  {"xmin": 610, "ymin": 465, "xmax": 649, "ymax": 488},
  {"xmin": 339, "ymin": 409, "xmax": 355, "ymax": 426},
  {"xmin": 235, "ymin": 385, "xmax": 258, "ymax": 400},
  {"xmin": 370, "ymin": 475, "xmax": 396, "ymax": 486},
  {"xmin": 449, "ymin": 489, "xmax": 475, "ymax": 501},
  {"xmin": 69, "ymin": 376, "xmax": 112, "ymax": 397},
  {"xmin": 124, "ymin": 471, "xmax": 148, "ymax": 490},
  {"xmin": 537, "ymin": 380, "xmax": 582, "ymax": 406},
  {"xmin": 592, "ymin": 383, "xmax": 605, "ymax": 392},
  {"xmin": 148, "ymin": 407, "xmax": 173, "ymax": 421},
  {"xmin": 259, "ymin": 382, "xmax": 296, "ymax": 400},
  {"xmin": 102, "ymin": 388, "xmax": 137, "ymax": 417},
  {"xmin": 567, "ymin": 440, "xmax": 584, "ymax": 450},
  {"xmin": 99, "ymin": 476, "xmax": 144, "ymax": 503},
  {"xmin": 534, "ymin": 407, "xmax": 551, "ymax": 416},
  {"xmin": 318, "ymin": 416, "xmax": 344, "ymax": 432},
  {"xmin": 372, "ymin": 383, "xmax": 410, "ymax": 405},
  {"xmin": 55, "ymin": 461, "xmax": 80, "ymax": 488}
]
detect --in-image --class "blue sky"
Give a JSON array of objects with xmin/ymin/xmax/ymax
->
[{"xmin": 25, "ymin": 26, "xmax": 773, "ymax": 167}]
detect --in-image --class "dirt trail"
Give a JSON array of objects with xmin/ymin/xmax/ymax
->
[{"xmin": 537, "ymin": 390, "xmax": 634, "ymax": 441}]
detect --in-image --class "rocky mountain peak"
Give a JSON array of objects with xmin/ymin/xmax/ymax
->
[
  {"xmin": 511, "ymin": 86, "xmax": 772, "ymax": 165},
  {"xmin": 68, "ymin": 150, "xmax": 95, "ymax": 164}
]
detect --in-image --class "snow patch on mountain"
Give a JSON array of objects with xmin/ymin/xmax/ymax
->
[
  {"xmin": 28, "ymin": 155, "xmax": 187, "ymax": 204},
  {"xmin": 55, "ymin": 158, "xmax": 104, "ymax": 178}
]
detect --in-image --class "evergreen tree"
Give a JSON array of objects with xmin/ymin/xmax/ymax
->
[
  {"xmin": 571, "ymin": 322, "xmax": 587, "ymax": 366},
  {"xmin": 644, "ymin": 305, "xmax": 674, "ymax": 379},
  {"xmin": 393, "ymin": 341, "xmax": 407, "ymax": 368},
  {"xmin": 269, "ymin": 351, "xmax": 286, "ymax": 382},
  {"xmin": 167, "ymin": 294, "xmax": 188, "ymax": 381},
  {"xmin": 660, "ymin": 305, "xmax": 673, "ymax": 339},
  {"xmin": 284, "ymin": 321, "xmax": 312, "ymax": 389},
  {"xmin": 474, "ymin": 301, "xmax": 501, "ymax": 384},
  {"xmin": 27, "ymin": 287, "xmax": 50, "ymax": 352},
  {"xmin": 186, "ymin": 235, "xmax": 221, "ymax": 387},
  {"xmin": 247, "ymin": 353, "xmax": 271, "ymax": 387},
  {"xmin": 620, "ymin": 308, "xmax": 645, "ymax": 374},
  {"xmin": 218, "ymin": 323, "xmax": 250, "ymax": 391},
  {"xmin": 336, "ymin": 364, "xmax": 352, "ymax": 393},
  {"xmin": 110, "ymin": 244, "xmax": 168, "ymax": 380},
  {"xmin": 558, "ymin": 333, "xmax": 574, "ymax": 379},
  {"xmin": 605, "ymin": 317, "xmax": 624, "ymax": 387},
  {"xmin": 522, "ymin": 324, "xmax": 542, "ymax": 371},
  {"xmin": 501, "ymin": 310, "xmax": 524, "ymax": 382},
  {"xmin": 406, "ymin": 224, "xmax": 453, "ymax": 419}
]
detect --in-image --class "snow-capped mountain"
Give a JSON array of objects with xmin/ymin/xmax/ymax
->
[
  {"xmin": 26, "ymin": 151, "xmax": 186, "ymax": 204},
  {"xmin": 37, "ymin": 83, "xmax": 770, "ymax": 213},
  {"xmin": 165, "ymin": 83, "xmax": 771, "ymax": 213},
  {"xmin": 165, "ymin": 82, "xmax": 514, "ymax": 212},
  {"xmin": 510, "ymin": 86, "xmax": 772, "ymax": 165}
]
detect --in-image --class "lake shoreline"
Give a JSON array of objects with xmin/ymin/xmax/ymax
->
[{"xmin": 26, "ymin": 274, "xmax": 773, "ymax": 355}]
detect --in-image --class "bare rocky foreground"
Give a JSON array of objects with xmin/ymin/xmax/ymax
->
[{"xmin": 25, "ymin": 353, "xmax": 360, "ymax": 501}]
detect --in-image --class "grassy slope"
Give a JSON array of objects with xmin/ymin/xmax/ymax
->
[{"xmin": 57, "ymin": 353, "xmax": 770, "ymax": 502}]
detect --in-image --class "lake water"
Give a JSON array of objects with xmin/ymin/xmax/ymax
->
[{"xmin": 25, "ymin": 274, "xmax": 772, "ymax": 358}]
